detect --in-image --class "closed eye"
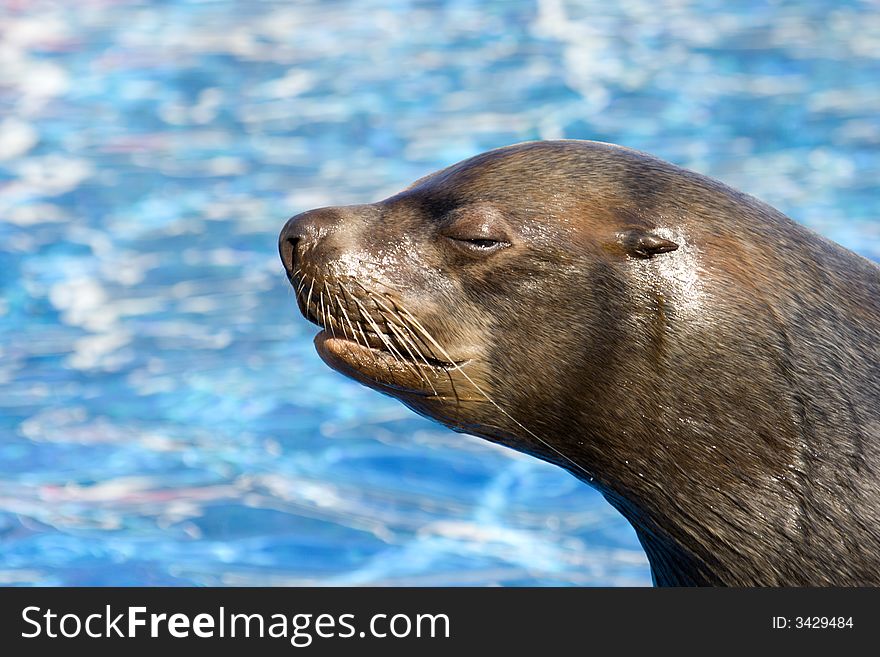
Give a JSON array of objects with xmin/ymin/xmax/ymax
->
[
  {"xmin": 460, "ymin": 238, "xmax": 504, "ymax": 249},
  {"xmin": 445, "ymin": 236, "xmax": 510, "ymax": 253},
  {"xmin": 438, "ymin": 204, "xmax": 513, "ymax": 254}
]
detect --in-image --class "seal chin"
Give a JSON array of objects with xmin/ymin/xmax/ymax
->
[{"xmin": 314, "ymin": 331, "xmax": 469, "ymax": 396}]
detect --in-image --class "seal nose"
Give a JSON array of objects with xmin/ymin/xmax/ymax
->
[{"xmin": 279, "ymin": 208, "xmax": 341, "ymax": 276}]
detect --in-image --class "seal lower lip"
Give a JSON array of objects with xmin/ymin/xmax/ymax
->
[
  {"xmin": 316, "ymin": 331, "xmax": 464, "ymax": 372},
  {"xmin": 291, "ymin": 275, "xmax": 467, "ymax": 386},
  {"xmin": 314, "ymin": 331, "xmax": 472, "ymax": 397}
]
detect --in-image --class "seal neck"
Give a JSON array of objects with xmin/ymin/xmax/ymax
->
[{"xmin": 600, "ymin": 488, "xmax": 734, "ymax": 586}]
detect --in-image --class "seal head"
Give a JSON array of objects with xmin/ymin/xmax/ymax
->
[{"xmin": 280, "ymin": 140, "xmax": 880, "ymax": 586}]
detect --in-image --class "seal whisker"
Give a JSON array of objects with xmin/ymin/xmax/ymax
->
[
  {"xmin": 351, "ymin": 278, "xmax": 443, "ymax": 364},
  {"xmin": 367, "ymin": 282, "xmax": 445, "ymax": 362},
  {"xmin": 392, "ymin": 301, "xmax": 463, "ymax": 405},
  {"xmin": 305, "ymin": 278, "xmax": 316, "ymax": 319},
  {"xmin": 364, "ymin": 292, "xmax": 439, "ymax": 394},
  {"xmin": 333, "ymin": 291, "xmax": 356, "ymax": 345},
  {"xmin": 347, "ymin": 292, "xmax": 413, "ymax": 382},
  {"xmin": 319, "ymin": 288, "xmax": 328, "ymax": 333},
  {"xmin": 397, "ymin": 306, "xmax": 597, "ymax": 481},
  {"xmin": 289, "ymin": 269, "xmax": 305, "ymax": 300},
  {"xmin": 375, "ymin": 294, "xmax": 457, "ymax": 400},
  {"xmin": 295, "ymin": 277, "xmax": 308, "ymax": 305},
  {"xmin": 336, "ymin": 282, "xmax": 368, "ymax": 349},
  {"xmin": 384, "ymin": 316, "xmax": 438, "ymax": 394},
  {"xmin": 356, "ymin": 320, "xmax": 371, "ymax": 350},
  {"xmin": 322, "ymin": 281, "xmax": 337, "ymax": 338},
  {"xmin": 349, "ymin": 293, "xmax": 423, "ymax": 380}
]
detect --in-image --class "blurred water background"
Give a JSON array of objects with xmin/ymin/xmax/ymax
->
[{"xmin": 0, "ymin": 0, "xmax": 878, "ymax": 586}]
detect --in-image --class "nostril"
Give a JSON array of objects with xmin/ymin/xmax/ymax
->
[
  {"xmin": 280, "ymin": 236, "xmax": 299, "ymax": 275},
  {"xmin": 279, "ymin": 207, "xmax": 346, "ymax": 276}
]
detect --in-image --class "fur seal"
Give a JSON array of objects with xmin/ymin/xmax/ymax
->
[{"xmin": 278, "ymin": 140, "xmax": 880, "ymax": 586}]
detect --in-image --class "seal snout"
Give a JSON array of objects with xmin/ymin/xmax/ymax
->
[{"xmin": 279, "ymin": 207, "xmax": 344, "ymax": 278}]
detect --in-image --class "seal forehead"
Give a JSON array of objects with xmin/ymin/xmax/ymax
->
[
  {"xmin": 441, "ymin": 201, "xmax": 507, "ymax": 227},
  {"xmin": 407, "ymin": 141, "xmax": 668, "ymax": 233}
]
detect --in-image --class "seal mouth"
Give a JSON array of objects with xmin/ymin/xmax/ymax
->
[
  {"xmin": 316, "ymin": 330, "xmax": 465, "ymax": 372},
  {"xmin": 291, "ymin": 273, "xmax": 468, "ymax": 392}
]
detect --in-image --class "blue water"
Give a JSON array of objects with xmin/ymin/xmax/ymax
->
[{"xmin": 0, "ymin": 0, "xmax": 877, "ymax": 587}]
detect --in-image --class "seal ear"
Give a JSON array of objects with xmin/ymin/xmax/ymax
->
[{"xmin": 618, "ymin": 228, "xmax": 679, "ymax": 259}]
